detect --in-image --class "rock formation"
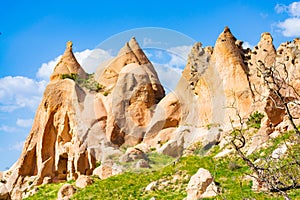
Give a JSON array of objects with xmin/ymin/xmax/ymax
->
[
  {"xmin": 1, "ymin": 27, "xmax": 300, "ymax": 199},
  {"xmin": 96, "ymin": 37, "xmax": 165, "ymax": 146},
  {"xmin": 50, "ymin": 41, "xmax": 88, "ymax": 81},
  {"xmin": 1, "ymin": 42, "xmax": 119, "ymax": 199}
]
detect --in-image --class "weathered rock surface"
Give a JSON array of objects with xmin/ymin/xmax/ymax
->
[
  {"xmin": 2, "ymin": 42, "xmax": 119, "ymax": 199},
  {"xmin": 0, "ymin": 183, "xmax": 11, "ymax": 200},
  {"xmin": 119, "ymin": 147, "xmax": 148, "ymax": 163},
  {"xmin": 96, "ymin": 38, "xmax": 165, "ymax": 146},
  {"xmin": 135, "ymin": 159, "xmax": 150, "ymax": 169},
  {"xmin": 57, "ymin": 183, "xmax": 76, "ymax": 200},
  {"xmin": 75, "ymin": 175, "xmax": 93, "ymax": 188},
  {"xmin": 92, "ymin": 161, "xmax": 123, "ymax": 180},
  {"xmin": 185, "ymin": 168, "xmax": 218, "ymax": 200}
]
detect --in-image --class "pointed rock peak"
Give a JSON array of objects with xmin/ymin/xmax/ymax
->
[
  {"xmin": 223, "ymin": 26, "xmax": 231, "ymax": 34},
  {"xmin": 66, "ymin": 41, "xmax": 73, "ymax": 50},
  {"xmin": 115, "ymin": 37, "xmax": 149, "ymax": 65},
  {"xmin": 50, "ymin": 41, "xmax": 87, "ymax": 81},
  {"xmin": 259, "ymin": 32, "xmax": 273, "ymax": 45},
  {"xmin": 117, "ymin": 37, "xmax": 142, "ymax": 56},
  {"xmin": 217, "ymin": 26, "xmax": 237, "ymax": 42},
  {"xmin": 128, "ymin": 37, "xmax": 141, "ymax": 50},
  {"xmin": 117, "ymin": 41, "xmax": 132, "ymax": 56}
]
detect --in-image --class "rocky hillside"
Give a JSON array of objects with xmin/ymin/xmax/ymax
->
[{"xmin": 1, "ymin": 27, "xmax": 300, "ymax": 200}]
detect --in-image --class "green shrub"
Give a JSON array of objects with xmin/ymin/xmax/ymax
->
[
  {"xmin": 246, "ymin": 111, "xmax": 264, "ymax": 129},
  {"xmin": 150, "ymin": 147, "xmax": 156, "ymax": 151},
  {"xmin": 103, "ymin": 91, "xmax": 109, "ymax": 96},
  {"xmin": 61, "ymin": 73, "xmax": 105, "ymax": 92},
  {"xmin": 61, "ymin": 73, "xmax": 78, "ymax": 81},
  {"xmin": 96, "ymin": 161, "xmax": 101, "ymax": 168}
]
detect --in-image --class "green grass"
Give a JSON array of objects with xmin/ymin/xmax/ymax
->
[
  {"xmin": 246, "ymin": 111, "xmax": 264, "ymax": 129},
  {"xmin": 26, "ymin": 182, "xmax": 66, "ymax": 200},
  {"xmin": 249, "ymin": 129, "xmax": 294, "ymax": 160},
  {"xmin": 25, "ymin": 131, "xmax": 300, "ymax": 200},
  {"xmin": 26, "ymin": 145, "xmax": 300, "ymax": 200}
]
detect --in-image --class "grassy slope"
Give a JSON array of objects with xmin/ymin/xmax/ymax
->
[{"xmin": 26, "ymin": 136, "xmax": 300, "ymax": 200}]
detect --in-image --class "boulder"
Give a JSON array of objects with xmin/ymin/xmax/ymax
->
[
  {"xmin": 144, "ymin": 93, "xmax": 181, "ymax": 141},
  {"xmin": 92, "ymin": 161, "xmax": 123, "ymax": 180},
  {"xmin": 186, "ymin": 168, "xmax": 218, "ymax": 200},
  {"xmin": 75, "ymin": 175, "xmax": 93, "ymax": 188},
  {"xmin": 57, "ymin": 183, "xmax": 76, "ymax": 200},
  {"xmin": 119, "ymin": 148, "xmax": 148, "ymax": 163},
  {"xmin": 144, "ymin": 127, "xmax": 177, "ymax": 150},
  {"xmin": 145, "ymin": 181, "xmax": 158, "ymax": 192},
  {"xmin": 135, "ymin": 159, "xmax": 150, "ymax": 169},
  {"xmin": 157, "ymin": 138, "xmax": 184, "ymax": 158}
]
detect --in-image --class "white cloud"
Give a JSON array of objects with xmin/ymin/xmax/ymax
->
[
  {"xmin": 242, "ymin": 41, "xmax": 254, "ymax": 50},
  {"xmin": 275, "ymin": 4, "xmax": 288, "ymax": 14},
  {"xmin": 153, "ymin": 63, "xmax": 182, "ymax": 92},
  {"xmin": 275, "ymin": 2, "xmax": 300, "ymax": 17},
  {"xmin": 36, "ymin": 55, "xmax": 62, "ymax": 80},
  {"xmin": 0, "ymin": 76, "xmax": 47, "ymax": 112},
  {"xmin": 168, "ymin": 45, "xmax": 191, "ymax": 60},
  {"xmin": 16, "ymin": 118, "xmax": 33, "ymax": 128},
  {"xmin": 277, "ymin": 18, "xmax": 300, "ymax": 37},
  {"xmin": 79, "ymin": 49, "xmax": 113, "ymax": 73},
  {"xmin": 167, "ymin": 45, "xmax": 192, "ymax": 68},
  {"xmin": 143, "ymin": 37, "xmax": 163, "ymax": 47},
  {"xmin": 149, "ymin": 45, "xmax": 192, "ymax": 92},
  {"xmin": 9, "ymin": 141, "xmax": 24, "ymax": 151},
  {"xmin": 289, "ymin": 1, "xmax": 300, "ymax": 17},
  {"xmin": 0, "ymin": 125, "xmax": 17, "ymax": 133},
  {"xmin": 275, "ymin": 2, "xmax": 300, "ymax": 37}
]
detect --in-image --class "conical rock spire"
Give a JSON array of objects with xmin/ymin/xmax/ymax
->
[{"xmin": 50, "ymin": 41, "xmax": 87, "ymax": 81}]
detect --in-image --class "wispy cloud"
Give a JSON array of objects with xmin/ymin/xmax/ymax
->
[
  {"xmin": 143, "ymin": 37, "xmax": 164, "ymax": 47},
  {"xmin": 0, "ymin": 125, "xmax": 18, "ymax": 133},
  {"xmin": 16, "ymin": 118, "xmax": 33, "ymax": 128},
  {"xmin": 9, "ymin": 141, "xmax": 24, "ymax": 151},
  {"xmin": 149, "ymin": 45, "xmax": 192, "ymax": 92},
  {"xmin": 277, "ymin": 18, "xmax": 300, "ymax": 37},
  {"xmin": 275, "ymin": 1, "xmax": 300, "ymax": 37}
]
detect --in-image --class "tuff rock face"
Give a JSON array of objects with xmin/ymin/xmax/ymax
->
[
  {"xmin": 2, "ymin": 42, "xmax": 118, "ymax": 199},
  {"xmin": 2, "ymin": 27, "xmax": 300, "ymax": 199},
  {"xmin": 97, "ymin": 38, "xmax": 165, "ymax": 146},
  {"xmin": 1, "ymin": 38, "xmax": 165, "ymax": 199}
]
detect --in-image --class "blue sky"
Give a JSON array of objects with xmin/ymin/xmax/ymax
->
[{"xmin": 0, "ymin": 0, "xmax": 300, "ymax": 170}]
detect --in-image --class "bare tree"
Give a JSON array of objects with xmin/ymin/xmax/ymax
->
[{"xmin": 229, "ymin": 59, "xmax": 300, "ymax": 200}]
